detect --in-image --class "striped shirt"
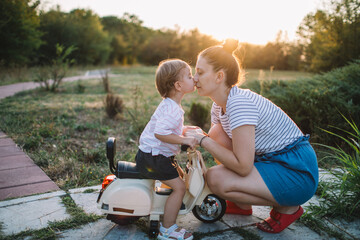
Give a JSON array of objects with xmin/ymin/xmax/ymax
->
[
  {"xmin": 211, "ymin": 86, "xmax": 303, "ymax": 154},
  {"xmin": 139, "ymin": 98, "xmax": 184, "ymax": 157}
]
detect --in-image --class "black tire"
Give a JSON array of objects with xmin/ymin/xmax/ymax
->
[
  {"xmin": 192, "ymin": 194, "xmax": 226, "ymax": 223},
  {"xmin": 106, "ymin": 214, "xmax": 140, "ymax": 225}
]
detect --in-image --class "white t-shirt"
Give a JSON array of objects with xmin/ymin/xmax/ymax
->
[
  {"xmin": 211, "ymin": 86, "xmax": 303, "ymax": 154},
  {"xmin": 139, "ymin": 98, "xmax": 184, "ymax": 157}
]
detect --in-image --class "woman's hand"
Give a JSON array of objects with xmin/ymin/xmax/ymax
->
[
  {"xmin": 181, "ymin": 137, "xmax": 198, "ymax": 149},
  {"xmin": 184, "ymin": 128, "xmax": 207, "ymax": 145}
]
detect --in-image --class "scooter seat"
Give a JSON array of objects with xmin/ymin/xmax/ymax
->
[{"xmin": 116, "ymin": 161, "xmax": 144, "ymax": 179}]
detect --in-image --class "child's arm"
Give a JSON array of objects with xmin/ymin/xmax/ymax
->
[{"xmin": 155, "ymin": 134, "xmax": 197, "ymax": 149}]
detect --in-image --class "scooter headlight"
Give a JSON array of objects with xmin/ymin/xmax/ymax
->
[{"xmin": 102, "ymin": 174, "xmax": 116, "ymax": 189}]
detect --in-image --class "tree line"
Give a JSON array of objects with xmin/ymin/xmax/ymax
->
[{"xmin": 0, "ymin": 0, "xmax": 359, "ymax": 72}]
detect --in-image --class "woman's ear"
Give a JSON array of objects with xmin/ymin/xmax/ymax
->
[{"xmin": 215, "ymin": 71, "xmax": 225, "ymax": 84}]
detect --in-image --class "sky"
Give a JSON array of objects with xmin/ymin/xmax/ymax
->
[{"xmin": 40, "ymin": 0, "xmax": 323, "ymax": 45}]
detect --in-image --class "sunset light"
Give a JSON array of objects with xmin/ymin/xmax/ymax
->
[{"xmin": 41, "ymin": 0, "xmax": 320, "ymax": 45}]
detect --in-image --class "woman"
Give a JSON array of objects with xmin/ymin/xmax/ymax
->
[{"xmin": 188, "ymin": 39, "xmax": 319, "ymax": 233}]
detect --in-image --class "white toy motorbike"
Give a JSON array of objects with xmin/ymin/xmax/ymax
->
[{"xmin": 97, "ymin": 137, "xmax": 226, "ymax": 237}]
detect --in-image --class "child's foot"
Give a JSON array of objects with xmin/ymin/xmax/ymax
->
[
  {"xmin": 158, "ymin": 223, "xmax": 193, "ymax": 240},
  {"xmin": 225, "ymin": 200, "xmax": 252, "ymax": 215}
]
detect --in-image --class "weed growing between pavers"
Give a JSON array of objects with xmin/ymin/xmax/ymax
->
[
  {"xmin": 300, "ymin": 214, "xmax": 351, "ymax": 240},
  {"xmin": 0, "ymin": 194, "xmax": 103, "ymax": 240}
]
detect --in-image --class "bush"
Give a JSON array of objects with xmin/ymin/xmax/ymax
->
[
  {"xmin": 243, "ymin": 60, "xmax": 360, "ymax": 147},
  {"xmin": 188, "ymin": 102, "xmax": 209, "ymax": 129},
  {"xmin": 104, "ymin": 93, "xmax": 124, "ymax": 119}
]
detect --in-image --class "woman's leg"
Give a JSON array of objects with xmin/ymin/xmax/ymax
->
[
  {"xmin": 208, "ymin": 124, "xmax": 251, "ymax": 210},
  {"xmin": 207, "ymin": 164, "xmax": 301, "ymax": 231}
]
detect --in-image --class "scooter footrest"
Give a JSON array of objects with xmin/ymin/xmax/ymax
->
[{"xmin": 116, "ymin": 161, "xmax": 143, "ymax": 179}]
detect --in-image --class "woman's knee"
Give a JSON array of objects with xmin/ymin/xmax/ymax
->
[{"xmin": 206, "ymin": 167, "xmax": 223, "ymax": 192}]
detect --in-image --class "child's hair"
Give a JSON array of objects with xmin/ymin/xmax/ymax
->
[
  {"xmin": 155, "ymin": 59, "xmax": 189, "ymax": 98},
  {"xmin": 198, "ymin": 39, "xmax": 243, "ymax": 87}
]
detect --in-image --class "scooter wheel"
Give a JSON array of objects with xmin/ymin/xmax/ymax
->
[
  {"xmin": 149, "ymin": 220, "xmax": 159, "ymax": 238},
  {"xmin": 106, "ymin": 214, "xmax": 140, "ymax": 225},
  {"xmin": 192, "ymin": 194, "xmax": 226, "ymax": 223}
]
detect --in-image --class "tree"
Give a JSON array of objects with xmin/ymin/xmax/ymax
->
[
  {"xmin": 297, "ymin": 0, "xmax": 360, "ymax": 72},
  {"xmin": 0, "ymin": 0, "xmax": 43, "ymax": 66},
  {"xmin": 39, "ymin": 8, "xmax": 111, "ymax": 65}
]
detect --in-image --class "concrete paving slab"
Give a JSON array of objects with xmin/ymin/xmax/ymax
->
[
  {"xmin": 0, "ymin": 132, "xmax": 6, "ymax": 138},
  {"xmin": 244, "ymin": 223, "xmax": 331, "ymax": 240},
  {"xmin": 103, "ymin": 224, "xmax": 150, "ymax": 240},
  {"xmin": 199, "ymin": 230, "xmax": 244, "ymax": 240},
  {"xmin": 177, "ymin": 213, "xmax": 229, "ymax": 233},
  {"xmin": 0, "ymin": 190, "xmax": 68, "ymax": 235},
  {"xmin": 0, "ymin": 155, "xmax": 35, "ymax": 170},
  {"xmin": 58, "ymin": 219, "xmax": 114, "ymax": 240},
  {"xmin": 69, "ymin": 185, "xmax": 102, "ymax": 215}
]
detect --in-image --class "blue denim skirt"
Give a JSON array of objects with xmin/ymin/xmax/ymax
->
[{"xmin": 255, "ymin": 135, "xmax": 319, "ymax": 206}]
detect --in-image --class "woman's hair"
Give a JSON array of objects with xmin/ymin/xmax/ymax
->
[
  {"xmin": 155, "ymin": 59, "xmax": 189, "ymax": 98},
  {"xmin": 198, "ymin": 39, "xmax": 243, "ymax": 87}
]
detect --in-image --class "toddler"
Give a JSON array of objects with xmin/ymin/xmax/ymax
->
[{"xmin": 135, "ymin": 59, "xmax": 196, "ymax": 240}]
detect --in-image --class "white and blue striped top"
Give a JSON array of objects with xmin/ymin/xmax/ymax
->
[
  {"xmin": 139, "ymin": 98, "xmax": 184, "ymax": 157},
  {"xmin": 211, "ymin": 86, "xmax": 303, "ymax": 154}
]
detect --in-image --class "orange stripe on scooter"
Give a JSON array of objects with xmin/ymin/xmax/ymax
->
[{"xmin": 113, "ymin": 208, "xmax": 135, "ymax": 214}]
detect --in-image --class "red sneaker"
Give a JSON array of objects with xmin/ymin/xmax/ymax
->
[{"xmin": 225, "ymin": 200, "xmax": 253, "ymax": 215}]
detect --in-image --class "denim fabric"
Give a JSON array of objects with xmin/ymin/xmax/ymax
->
[{"xmin": 255, "ymin": 135, "xmax": 319, "ymax": 206}]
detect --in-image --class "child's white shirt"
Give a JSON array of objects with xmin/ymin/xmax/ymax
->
[{"xmin": 139, "ymin": 98, "xmax": 184, "ymax": 157}]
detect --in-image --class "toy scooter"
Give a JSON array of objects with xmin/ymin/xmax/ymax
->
[{"xmin": 97, "ymin": 137, "xmax": 227, "ymax": 237}]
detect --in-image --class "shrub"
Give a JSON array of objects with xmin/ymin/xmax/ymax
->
[
  {"xmin": 104, "ymin": 93, "xmax": 124, "ymax": 119},
  {"xmin": 188, "ymin": 102, "xmax": 209, "ymax": 129},
  {"xmin": 242, "ymin": 60, "xmax": 360, "ymax": 147}
]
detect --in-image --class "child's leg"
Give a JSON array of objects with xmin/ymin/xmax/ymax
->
[
  {"xmin": 161, "ymin": 177, "xmax": 185, "ymax": 228},
  {"xmin": 159, "ymin": 177, "xmax": 192, "ymax": 239}
]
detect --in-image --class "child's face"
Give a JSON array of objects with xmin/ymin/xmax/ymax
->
[{"xmin": 177, "ymin": 66, "xmax": 195, "ymax": 94}]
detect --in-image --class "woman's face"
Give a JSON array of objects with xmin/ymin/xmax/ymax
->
[{"xmin": 194, "ymin": 56, "xmax": 218, "ymax": 96}]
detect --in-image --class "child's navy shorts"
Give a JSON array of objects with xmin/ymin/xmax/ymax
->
[
  {"xmin": 135, "ymin": 149, "xmax": 179, "ymax": 181},
  {"xmin": 255, "ymin": 135, "xmax": 319, "ymax": 206}
]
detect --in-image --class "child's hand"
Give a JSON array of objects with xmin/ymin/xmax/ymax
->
[{"xmin": 182, "ymin": 137, "xmax": 198, "ymax": 149}]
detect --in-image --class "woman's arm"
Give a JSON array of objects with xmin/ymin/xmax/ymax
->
[{"xmin": 197, "ymin": 125, "xmax": 255, "ymax": 176}]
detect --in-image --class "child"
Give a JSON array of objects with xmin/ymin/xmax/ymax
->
[{"xmin": 135, "ymin": 59, "xmax": 196, "ymax": 240}]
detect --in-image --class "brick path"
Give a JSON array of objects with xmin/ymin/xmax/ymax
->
[{"xmin": 0, "ymin": 75, "xmax": 102, "ymax": 200}]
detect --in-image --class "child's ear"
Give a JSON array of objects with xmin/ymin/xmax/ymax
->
[
  {"xmin": 215, "ymin": 71, "xmax": 225, "ymax": 84},
  {"xmin": 174, "ymin": 81, "xmax": 182, "ymax": 91}
]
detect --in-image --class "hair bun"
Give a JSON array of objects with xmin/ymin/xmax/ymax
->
[{"xmin": 222, "ymin": 39, "xmax": 239, "ymax": 54}]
